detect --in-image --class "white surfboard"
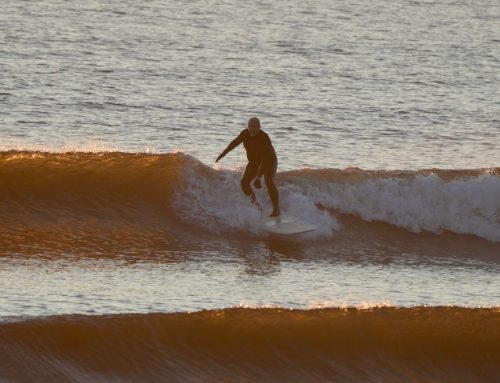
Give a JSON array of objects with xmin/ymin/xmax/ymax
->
[{"xmin": 263, "ymin": 214, "xmax": 317, "ymax": 235}]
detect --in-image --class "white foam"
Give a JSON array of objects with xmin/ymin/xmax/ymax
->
[
  {"xmin": 173, "ymin": 158, "xmax": 500, "ymax": 242},
  {"xmin": 292, "ymin": 174, "xmax": 500, "ymax": 242},
  {"xmin": 306, "ymin": 298, "xmax": 392, "ymax": 310},
  {"xmin": 172, "ymin": 161, "xmax": 338, "ymax": 237},
  {"xmin": 237, "ymin": 298, "xmax": 393, "ymax": 310}
]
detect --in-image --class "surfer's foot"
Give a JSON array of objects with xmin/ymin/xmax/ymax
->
[{"xmin": 269, "ymin": 210, "xmax": 281, "ymax": 218}]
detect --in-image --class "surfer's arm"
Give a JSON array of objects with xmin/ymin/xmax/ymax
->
[
  {"xmin": 216, "ymin": 131, "xmax": 244, "ymax": 162},
  {"xmin": 257, "ymin": 160, "xmax": 265, "ymax": 178},
  {"xmin": 255, "ymin": 134, "xmax": 273, "ymax": 177},
  {"xmin": 252, "ymin": 160, "xmax": 264, "ymax": 189}
]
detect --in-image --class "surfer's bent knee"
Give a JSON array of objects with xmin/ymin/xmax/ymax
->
[
  {"xmin": 240, "ymin": 179, "xmax": 252, "ymax": 196},
  {"xmin": 241, "ymin": 161, "xmax": 259, "ymax": 196}
]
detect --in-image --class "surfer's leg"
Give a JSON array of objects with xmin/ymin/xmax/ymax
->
[
  {"xmin": 240, "ymin": 162, "xmax": 259, "ymax": 204},
  {"xmin": 264, "ymin": 161, "xmax": 280, "ymax": 217}
]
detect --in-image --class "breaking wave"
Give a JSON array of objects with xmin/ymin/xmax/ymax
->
[{"xmin": 1, "ymin": 150, "xmax": 499, "ymax": 249}]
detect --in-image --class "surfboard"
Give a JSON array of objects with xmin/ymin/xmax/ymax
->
[{"xmin": 263, "ymin": 214, "xmax": 317, "ymax": 235}]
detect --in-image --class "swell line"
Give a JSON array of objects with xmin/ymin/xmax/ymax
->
[{"xmin": 1, "ymin": 307, "xmax": 499, "ymax": 383}]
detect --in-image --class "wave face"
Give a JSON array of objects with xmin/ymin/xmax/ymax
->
[
  {"xmin": 1, "ymin": 307, "xmax": 499, "ymax": 383},
  {"xmin": 1, "ymin": 150, "xmax": 499, "ymax": 256}
]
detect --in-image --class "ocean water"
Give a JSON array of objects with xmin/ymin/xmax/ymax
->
[{"xmin": 1, "ymin": 1, "xmax": 499, "ymax": 382}]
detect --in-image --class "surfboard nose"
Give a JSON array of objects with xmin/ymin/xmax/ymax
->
[{"xmin": 263, "ymin": 215, "xmax": 317, "ymax": 235}]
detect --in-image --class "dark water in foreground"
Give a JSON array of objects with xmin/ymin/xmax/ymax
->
[{"xmin": 1, "ymin": 307, "xmax": 499, "ymax": 383}]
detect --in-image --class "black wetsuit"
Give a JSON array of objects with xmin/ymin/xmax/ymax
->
[
  {"xmin": 220, "ymin": 129, "xmax": 279, "ymax": 211},
  {"xmin": 221, "ymin": 129, "xmax": 277, "ymax": 178}
]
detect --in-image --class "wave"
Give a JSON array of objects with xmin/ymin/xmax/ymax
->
[
  {"xmin": 178, "ymin": 159, "xmax": 500, "ymax": 242},
  {"xmin": 1, "ymin": 306, "xmax": 499, "ymax": 383},
  {"xmin": 1, "ymin": 150, "xmax": 499, "ymax": 253}
]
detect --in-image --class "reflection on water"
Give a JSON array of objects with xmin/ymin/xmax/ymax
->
[{"xmin": 2, "ymin": 235, "xmax": 499, "ymax": 317}]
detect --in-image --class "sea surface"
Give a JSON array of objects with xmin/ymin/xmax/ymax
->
[{"xmin": 1, "ymin": 0, "xmax": 499, "ymax": 382}]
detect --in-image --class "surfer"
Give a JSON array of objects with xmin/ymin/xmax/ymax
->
[{"xmin": 216, "ymin": 117, "xmax": 281, "ymax": 217}]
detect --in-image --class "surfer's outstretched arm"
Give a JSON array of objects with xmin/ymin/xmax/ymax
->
[{"xmin": 216, "ymin": 132, "xmax": 244, "ymax": 162}]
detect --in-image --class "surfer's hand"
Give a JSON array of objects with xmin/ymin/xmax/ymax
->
[
  {"xmin": 253, "ymin": 177, "xmax": 262, "ymax": 189},
  {"xmin": 215, "ymin": 153, "xmax": 224, "ymax": 163}
]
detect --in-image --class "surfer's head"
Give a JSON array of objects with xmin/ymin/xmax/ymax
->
[{"xmin": 247, "ymin": 117, "xmax": 261, "ymax": 136}]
